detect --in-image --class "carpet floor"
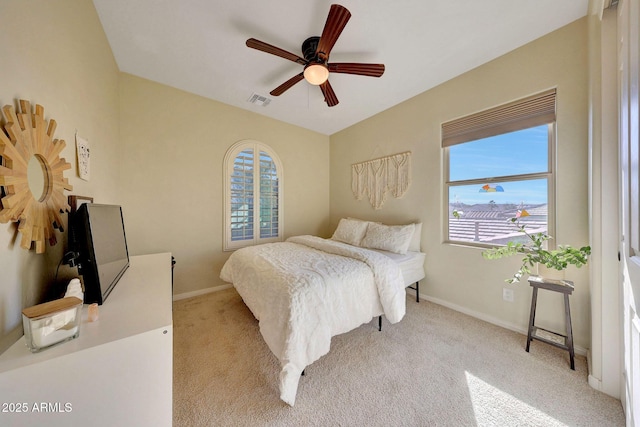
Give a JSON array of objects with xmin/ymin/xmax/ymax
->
[{"xmin": 173, "ymin": 288, "xmax": 624, "ymax": 426}]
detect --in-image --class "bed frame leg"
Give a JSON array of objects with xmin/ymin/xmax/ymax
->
[
  {"xmin": 407, "ymin": 281, "xmax": 420, "ymax": 302},
  {"xmin": 378, "ymin": 316, "xmax": 382, "ymax": 331}
]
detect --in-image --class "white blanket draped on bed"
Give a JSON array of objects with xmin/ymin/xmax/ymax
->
[{"xmin": 219, "ymin": 235, "xmax": 406, "ymax": 406}]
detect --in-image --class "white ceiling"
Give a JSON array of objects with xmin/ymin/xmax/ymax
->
[{"xmin": 92, "ymin": 0, "xmax": 588, "ymax": 135}]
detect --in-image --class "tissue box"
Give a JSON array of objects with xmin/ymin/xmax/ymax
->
[{"xmin": 22, "ymin": 297, "xmax": 83, "ymax": 353}]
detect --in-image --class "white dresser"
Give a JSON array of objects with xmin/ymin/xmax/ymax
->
[{"xmin": 0, "ymin": 253, "xmax": 173, "ymax": 427}]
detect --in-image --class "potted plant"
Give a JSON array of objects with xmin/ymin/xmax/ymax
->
[{"xmin": 482, "ymin": 210, "xmax": 591, "ymax": 284}]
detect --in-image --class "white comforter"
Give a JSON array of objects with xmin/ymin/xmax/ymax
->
[{"xmin": 219, "ymin": 235, "xmax": 406, "ymax": 406}]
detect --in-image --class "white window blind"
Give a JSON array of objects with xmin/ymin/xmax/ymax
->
[{"xmin": 230, "ymin": 149, "xmax": 255, "ymax": 241}]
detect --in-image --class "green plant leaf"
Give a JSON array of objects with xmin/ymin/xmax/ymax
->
[{"xmin": 481, "ymin": 216, "xmax": 591, "ymax": 283}]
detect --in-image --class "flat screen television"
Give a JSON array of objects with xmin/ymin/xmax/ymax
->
[{"xmin": 73, "ymin": 203, "xmax": 130, "ymax": 305}]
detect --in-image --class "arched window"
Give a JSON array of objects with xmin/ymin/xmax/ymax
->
[{"xmin": 223, "ymin": 140, "xmax": 283, "ymax": 250}]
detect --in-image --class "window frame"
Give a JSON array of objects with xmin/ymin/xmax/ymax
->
[
  {"xmin": 223, "ymin": 140, "xmax": 283, "ymax": 251},
  {"xmin": 442, "ymin": 91, "xmax": 557, "ymax": 248}
]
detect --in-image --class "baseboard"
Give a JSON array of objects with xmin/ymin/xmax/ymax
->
[
  {"xmin": 588, "ymin": 374, "xmax": 603, "ymax": 391},
  {"xmin": 173, "ymin": 284, "xmax": 232, "ymax": 301},
  {"xmin": 421, "ymin": 294, "xmax": 588, "ymax": 357}
]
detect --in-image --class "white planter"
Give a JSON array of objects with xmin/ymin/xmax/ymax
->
[{"xmin": 532, "ymin": 264, "xmax": 566, "ymax": 282}]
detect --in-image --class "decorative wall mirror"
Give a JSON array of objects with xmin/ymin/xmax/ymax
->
[{"xmin": 0, "ymin": 100, "xmax": 73, "ymax": 253}]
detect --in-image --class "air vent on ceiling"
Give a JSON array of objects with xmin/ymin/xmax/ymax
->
[{"xmin": 247, "ymin": 93, "xmax": 271, "ymax": 107}]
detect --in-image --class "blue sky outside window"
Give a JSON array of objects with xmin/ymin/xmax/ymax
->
[{"xmin": 447, "ymin": 125, "xmax": 550, "ymax": 245}]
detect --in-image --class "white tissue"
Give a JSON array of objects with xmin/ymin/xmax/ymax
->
[
  {"xmin": 32, "ymin": 310, "xmax": 79, "ymax": 347},
  {"xmin": 64, "ymin": 278, "xmax": 84, "ymax": 301}
]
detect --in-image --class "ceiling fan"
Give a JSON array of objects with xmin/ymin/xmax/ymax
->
[{"xmin": 246, "ymin": 4, "xmax": 385, "ymax": 107}]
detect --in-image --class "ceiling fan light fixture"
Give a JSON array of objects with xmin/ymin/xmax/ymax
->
[{"xmin": 303, "ymin": 63, "xmax": 329, "ymax": 85}]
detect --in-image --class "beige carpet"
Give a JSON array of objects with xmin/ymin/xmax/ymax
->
[{"xmin": 173, "ymin": 288, "xmax": 624, "ymax": 426}]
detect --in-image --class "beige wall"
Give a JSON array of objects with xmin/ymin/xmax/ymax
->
[
  {"xmin": 118, "ymin": 74, "xmax": 330, "ymax": 295},
  {"xmin": 330, "ymin": 19, "xmax": 591, "ymax": 349},
  {"xmin": 0, "ymin": 0, "xmax": 121, "ymax": 352}
]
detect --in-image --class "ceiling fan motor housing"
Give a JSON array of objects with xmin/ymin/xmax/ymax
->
[{"xmin": 302, "ymin": 36, "xmax": 322, "ymax": 62}]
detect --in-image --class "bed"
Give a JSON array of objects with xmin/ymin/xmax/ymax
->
[{"xmin": 219, "ymin": 219, "xmax": 425, "ymax": 406}]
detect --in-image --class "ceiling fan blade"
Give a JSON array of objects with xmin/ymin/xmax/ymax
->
[
  {"xmin": 246, "ymin": 38, "xmax": 307, "ymax": 65},
  {"xmin": 316, "ymin": 4, "xmax": 351, "ymax": 62},
  {"xmin": 328, "ymin": 63, "xmax": 385, "ymax": 77},
  {"xmin": 270, "ymin": 73, "xmax": 305, "ymax": 96},
  {"xmin": 320, "ymin": 80, "xmax": 339, "ymax": 107}
]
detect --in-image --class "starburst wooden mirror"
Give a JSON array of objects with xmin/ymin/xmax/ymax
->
[{"xmin": 0, "ymin": 100, "xmax": 73, "ymax": 253}]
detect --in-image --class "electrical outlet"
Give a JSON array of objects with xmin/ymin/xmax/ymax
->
[{"xmin": 503, "ymin": 288, "xmax": 515, "ymax": 302}]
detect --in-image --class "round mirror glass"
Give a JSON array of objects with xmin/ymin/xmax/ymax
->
[{"xmin": 27, "ymin": 155, "xmax": 49, "ymax": 201}]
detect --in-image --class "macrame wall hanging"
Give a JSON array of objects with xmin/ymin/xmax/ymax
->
[{"xmin": 351, "ymin": 151, "xmax": 411, "ymax": 210}]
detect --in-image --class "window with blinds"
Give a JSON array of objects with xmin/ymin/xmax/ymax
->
[
  {"xmin": 443, "ymin": 89, "xmax": 556, "ymax": 247},
  {"xmin": 258, "ymin": 151, "xmax": 278, "ymax": 239},
  {"xmin": 230, "ymin": 149, "xmax": 255, "ymax": 241},
  {"xmin": 224, "ymin": 141, "xmax": 283, "ymax": 250}
]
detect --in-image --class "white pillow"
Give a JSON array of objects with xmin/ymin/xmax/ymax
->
[
  {"xmin": 361, "ymin": 222, "xmax": 416, "ymax": 255},
  {"xmin": 331, "ymin": 218, "xmax": 369, "ymax": 246},
  {"xmin": 409, "ymin": 222, "xmax": 422, "ymax": 252}
]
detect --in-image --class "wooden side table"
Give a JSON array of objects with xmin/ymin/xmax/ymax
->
[{"xmin": 526, "ymin": 275, "xmax": 575, "ymax": 370}]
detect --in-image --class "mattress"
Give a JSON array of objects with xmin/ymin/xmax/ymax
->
[{"xmin": 370, "ymin": 249, "xmax": 426, "ymax": 286}]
